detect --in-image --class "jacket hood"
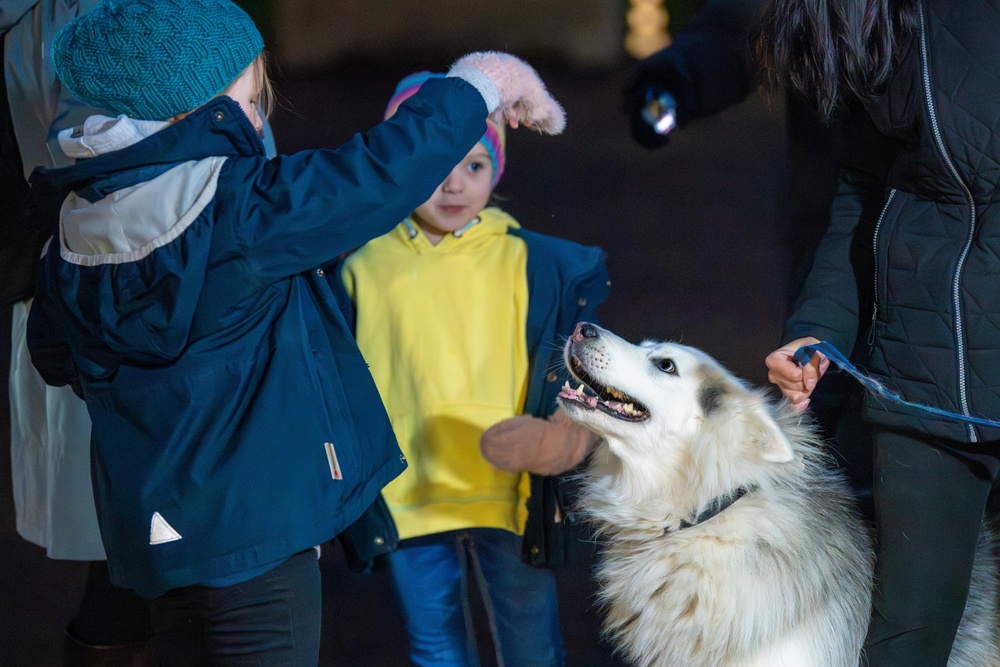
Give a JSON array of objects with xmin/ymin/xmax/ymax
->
[
  {"xmin": 396, "ymin": 206, "xmax": 520, "ymax": 252},
  {"xmin": 57, "ymin": 114, "xmax": 171, "ymax": 159},
  {"xmin": 34, "ymin": 98, "xmax": 263, "ymax": 367}
]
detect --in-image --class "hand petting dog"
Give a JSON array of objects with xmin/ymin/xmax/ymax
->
[{"xmin": 481, "ymin": 408, "xmax": 600, "ymax": 476}]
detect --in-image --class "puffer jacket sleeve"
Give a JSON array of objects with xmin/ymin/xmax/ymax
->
[
  {"xmin": 782, "ymin": 106, "xmax": 899, "ymax": 357},
  {"xmin": 231, "ymin": 76, "xmax": 488, "ymax": 281}
]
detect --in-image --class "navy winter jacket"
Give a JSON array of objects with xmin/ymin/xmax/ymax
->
[
  {"xmin": 784, "ymin": 0, "xmax": 1000, "ymax": 443},
  {"xmin": 27, "ymin": 76, "xmax": 489, "ymax": 597},
  {"xmin": 513, "ymin": 227, "xmax": 610, "ymax": 566}
]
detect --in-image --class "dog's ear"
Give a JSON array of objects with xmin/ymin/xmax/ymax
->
[
  {"xmin": 745, "ymin": 400, "xmax": 795, "ymax": 463},
  {"xmin": 698, "ymin": 366, "xmax": 795, "ymax": 463}
]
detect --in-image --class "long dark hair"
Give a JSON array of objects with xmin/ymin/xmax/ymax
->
[{"xmin": 755, "ymin": 0, "xmax": 917, "ymax": 119}]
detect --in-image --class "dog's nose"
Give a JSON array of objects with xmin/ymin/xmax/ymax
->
[{"xmin": 569, "ymin": 322, "xmax": 600, "ymax": 344}]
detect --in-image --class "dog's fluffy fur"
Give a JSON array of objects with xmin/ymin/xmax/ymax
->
[{"xmin": 558, "ymin": 323, "xmax": 998, "ymax": 667}]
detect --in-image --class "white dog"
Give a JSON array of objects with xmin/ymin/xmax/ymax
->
[{"xmin": 558, "ymin": 322, "xmax": 998, "ymax": 667}]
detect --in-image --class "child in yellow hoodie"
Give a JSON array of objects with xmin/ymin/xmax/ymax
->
[{"xmin": 335, "ymin": 71, "xmax": 609, "ymax": 667}]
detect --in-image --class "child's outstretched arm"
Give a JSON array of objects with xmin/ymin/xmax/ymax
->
[
  {"xmin": 240, "ymin": 53, "xmax": 565, "ymax": 281},
  {"xmin": 450, "ymin": 52, "xmax": 566, "ymax": 134}
]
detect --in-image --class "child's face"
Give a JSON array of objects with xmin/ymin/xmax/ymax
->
[
  {"xmin": 412, "ymin": 144, "xmax": 494, "ymax": 245},
  {"xmin": 222, "ymin": 61, "xmax": 264, "ymax": 137}
]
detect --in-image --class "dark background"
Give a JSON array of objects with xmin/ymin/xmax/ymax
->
[{"xmin": 0, "ymin": 4, "xmax": 795, "ymax": 664}]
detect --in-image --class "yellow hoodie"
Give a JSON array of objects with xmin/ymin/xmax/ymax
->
[{"xmin": 341, "ymin": 207, "xmax": 531, "ymax": 540}]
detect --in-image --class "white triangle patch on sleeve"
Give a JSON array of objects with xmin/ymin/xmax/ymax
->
[{"xmin": 150, "ymin": 511, "xmax": 182, "ymax": 545}]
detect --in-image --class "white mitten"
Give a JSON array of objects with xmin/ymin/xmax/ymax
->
[{"xmin": 450, "ymin": 51, "xmax": 566, "ymax": 135}]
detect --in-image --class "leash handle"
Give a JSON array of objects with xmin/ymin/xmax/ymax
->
[{"xmin": 793, "ymin": 341, "xmax": 1000, "ymax": 429}]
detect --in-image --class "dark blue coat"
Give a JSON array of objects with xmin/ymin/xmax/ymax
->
[
  {"xmin": 513, "ymin": 227, "xmax": 610, "ymax": 566},
  {"xmin": 784, "ymin": 0, "xmax": 1000, "ymax": 443},
  {"xmin": 27, "ymin": 76, "xmax": 490, "ymax": 597}
]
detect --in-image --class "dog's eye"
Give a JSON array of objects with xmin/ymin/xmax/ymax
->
[{"xmin": 655, "ymin": 358, "xmax": 677, "ymax": 374}]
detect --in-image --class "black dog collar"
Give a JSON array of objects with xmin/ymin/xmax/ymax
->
[{"xmin": 668, "ymin": 485, "xmax": 758, "ymax": 533}]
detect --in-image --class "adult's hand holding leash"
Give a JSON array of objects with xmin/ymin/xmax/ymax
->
[
  {"xmin": 766, "ymin": 336, "xmax": 828, "ymax": 412},
  {"xmin": 784, "ymin": 340, "xmax": 1000, "ymax": 429}
]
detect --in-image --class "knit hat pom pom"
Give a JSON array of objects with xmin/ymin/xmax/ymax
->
[{"xmin": 451, "ymin": 51, "xmax": 566, "ymax": 135}]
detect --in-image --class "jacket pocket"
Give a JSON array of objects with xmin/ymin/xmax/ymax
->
[{"xmin": 872, "ymin": 189, "xmax": 903, "ymax": 331}]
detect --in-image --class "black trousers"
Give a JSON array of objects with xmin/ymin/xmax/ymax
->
[
  {"xmin": 149, "ymin": 548, "xmax": 322, "ymax": 666},
  {"xmin": 863, "ymin": 427, "xmax": 1000, "ymax": 666}
]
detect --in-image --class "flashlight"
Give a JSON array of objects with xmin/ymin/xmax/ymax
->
[{"xmin": 642, "ymin": 88, "xmax": 678, "ymax": 135}]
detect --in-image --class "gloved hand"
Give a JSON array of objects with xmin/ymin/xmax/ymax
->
[
  {"xmin": 621, "ymin": 46, "xmax": 691, "ymax": 149},
  {"xmin": 450, "ymin": 51, "xmax": 566, "ymax": 135},
  {"xmin": 480, "ymin": 408, "xmax": 601, "ymax": 476}
]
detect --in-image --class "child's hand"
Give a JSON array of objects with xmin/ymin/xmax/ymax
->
[
  {"xmin": 480, "ymin": 408, "xmax": 600, "ymax": 476},
  {"xmin": 452, "ymin": 51, "xmax": 566, "ymax": 135}
]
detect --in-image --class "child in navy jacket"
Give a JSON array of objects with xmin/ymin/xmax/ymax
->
[{"xmin": 25, "ymin": 0, "xmax": 565, "ymax": 661}]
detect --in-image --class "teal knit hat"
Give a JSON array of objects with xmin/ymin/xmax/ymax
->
[{"xmin": 52, "ymin": 0, "xmax": 264, "ymax": 120}]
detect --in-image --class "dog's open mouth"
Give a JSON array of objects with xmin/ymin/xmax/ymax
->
[{"xmin": 558, "ymin": 356, "xmax": 649, "ymax": 422}]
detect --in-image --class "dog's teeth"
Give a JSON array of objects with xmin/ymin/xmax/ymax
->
[
  {"xmin": 624, "ymin": 403, "xmax": 634, "ymax": 413},
  {"xmin": 563, "ymin": 381, "xmax": 571, "ymax": 390},
  {"xmin": 577, "ymin": 384, "xmax": 586, "ymax": 395}
]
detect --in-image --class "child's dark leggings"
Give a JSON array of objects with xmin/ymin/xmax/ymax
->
[
  {"xmin": 862, "ymin": 426, "xmax": 1000, "ymax": 666},
  {"xmin": 149, "ymin": 547, "xmax": 321, "ymax": 665}
]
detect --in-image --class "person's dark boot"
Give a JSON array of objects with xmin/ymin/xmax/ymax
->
[
  {"xmin": 63, "ymin": 562, "xmax": 157, "ymax": 666},
  {"xmin": 62, "ymin": 625, "xmax": 158, "ymax": 667}
]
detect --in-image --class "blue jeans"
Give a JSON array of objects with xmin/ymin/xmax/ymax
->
[
  {"xmin": 389, "ymin": 528, "xmax": 566, "ymax": 667},
  {"xmin": 148, "ymin": 548, "xmax": 322, "ymax": 666}
]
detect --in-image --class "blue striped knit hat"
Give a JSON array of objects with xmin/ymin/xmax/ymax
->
[
  {"xmin": 385, "ymin": 71, "xmax": 506, "ymax": 188},
  {"xmin": 52, "ymin": 0, "xmax": 264, "ymax": 120}
]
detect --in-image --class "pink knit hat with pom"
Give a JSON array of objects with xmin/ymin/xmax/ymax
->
[{"xmin": 385, "ymin": 71, "xmax": 506, "ymax": 188}]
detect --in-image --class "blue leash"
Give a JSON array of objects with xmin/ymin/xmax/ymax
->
[{"xmin": 793, "ymin": 341, "xmax": 1000, "ymax": 429}]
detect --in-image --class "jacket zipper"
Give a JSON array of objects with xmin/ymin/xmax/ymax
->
[
  {"xmin": 869, "ymin": 188, "xmax": 898, "ymax": 346},
  {"xmin": 918, "ymin": 2, "xmax": 978, "ymax": 440}
]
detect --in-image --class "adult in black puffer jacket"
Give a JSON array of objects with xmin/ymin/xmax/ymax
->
[{"xmin": 760, "ymin": 0, "xmax": 1000, "ymax": 664}]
